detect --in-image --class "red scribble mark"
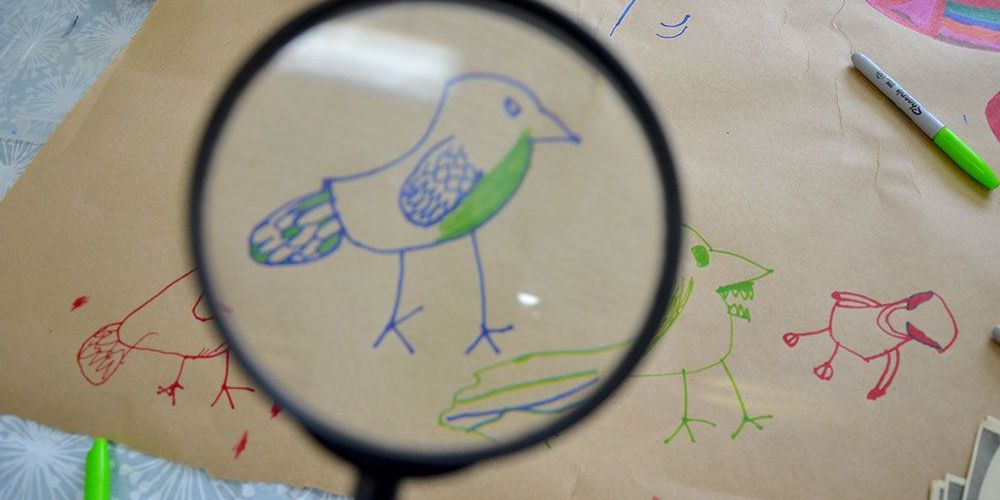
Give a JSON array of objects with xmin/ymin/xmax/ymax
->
[
  {"xmin": 71, "ymin": 296, "xmax": 88, "ymax": 311},
  {"xmin": 191, "ymin": 293, "xmax": 213, "ymax": 322},
  {"xmin": 76, "ymin": 269, "xmax": 254, "ymax": 409},
  {"xmin": 986, "ymin": 91, "xmax": 1000, "ymax": 144},
  {"xmin": 782, "ymin": 291, "xmax": 958, "ymax": 401},
  {"xmin": 233, "ymin": 431, "xmax": 248, "ymax": 459},
  {"xmin": 270, "ymin": 403, "xmax": 282, "ymax": 419}
]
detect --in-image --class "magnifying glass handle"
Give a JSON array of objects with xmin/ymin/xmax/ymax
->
[{"xmin": 354, "ymin": 471, "xmax": 400, "ymax": 500}]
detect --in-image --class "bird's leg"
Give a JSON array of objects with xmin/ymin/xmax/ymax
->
[
  {"xmin": 211, "ymin": 350, "xmax": 255, "ymax": 410},
  {"xmin": 866, "ymin": 348, "xmax": 900, "ymax": 401},
  {"xmin": 464, "ymin": 232, "xmax": 513, "ymax": 355},
  {"xmin": 782, "ymin": 326, "xmax": 829, "ymax": 347},
  {"xmin": 812, "ymin": 343, "xmax": 840, "ymax": 380},
  {"xmin": 373, "ymin": 251, "xmax": 423, "ymax": 354},
  {"xmin": 156, "ymin": 358, "xmax": 187, "ymax": 406},
  {"xmin": 721, "ymin": 359, "xmax": 772, "ymax": 440},
  {"xmin": 664, "ymin": 369, "xmax": 716, "ymax": 444}
]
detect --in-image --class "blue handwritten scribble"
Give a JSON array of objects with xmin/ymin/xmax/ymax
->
[
  {"xmin": 657, "ymin": 14, "xmax": 690, "ymax": 39},
  {"xmin": 247, "ymin": 73, "xmax": 581, "ymax": 356},
  {"xmin": 609, "ymin": 0, "xmax": 638, "ymax": 37}
]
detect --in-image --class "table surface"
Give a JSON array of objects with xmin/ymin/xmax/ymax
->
[{"xmin": 0, "ymin": 1, "xmax": 344, "ymax": 498}]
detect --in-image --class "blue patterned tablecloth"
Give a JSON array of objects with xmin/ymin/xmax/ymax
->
[
  {"xmin": 0, "ymin": 1, "xmax": 346, "ymax": 498},
  {"xmin": 0, "ymin": 0, "xmax": 159, "ymax": 198}
]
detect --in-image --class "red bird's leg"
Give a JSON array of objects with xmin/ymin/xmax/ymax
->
[
  {"xmin": 866, "ymin": 349, "xmax": 900, "ymax": 401},
  {"xmin": 813, "ymin": 343, "xmax": 839, "ymax": 381},
  {"xmin": 211, "ymin": 350, "xmax": 255, "ymax": 409},
  {"xmin": 156, "ymin": 358, "xmax": 187, "ymax": 406},
  {"xmin": 782, "ymin": 326, "xmax": 829, "ymax": 348}
]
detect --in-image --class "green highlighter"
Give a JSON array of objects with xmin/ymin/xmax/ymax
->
[
  {"xmin": 852, "ymin": 52, "xmax": 998, "ymax": 190},
  {"xmin": 85, "ymin": 437, "xmax": 110, "ymax": 500}
]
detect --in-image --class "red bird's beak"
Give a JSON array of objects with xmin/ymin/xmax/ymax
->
[{"xmin": 906, "ymin": 321, "xmax": 943, "ymax": 352}]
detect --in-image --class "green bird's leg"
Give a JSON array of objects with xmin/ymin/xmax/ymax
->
[
  {"xmin": 721, "ymin": 358, "xmax": 772, "ymax": 439},
  {"xmin": 664, "ymin": 369, "xmax": 717, "ymax": 444}
]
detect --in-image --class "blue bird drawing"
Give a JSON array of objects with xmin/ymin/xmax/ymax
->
[{"xmin": 247, "ymin": 73, "xmax": 581, "ymax": 356}]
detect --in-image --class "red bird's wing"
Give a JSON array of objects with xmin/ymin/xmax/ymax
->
[{"xmin": 77, "ymin": 323, "xmax": 128, "ymax": 385}]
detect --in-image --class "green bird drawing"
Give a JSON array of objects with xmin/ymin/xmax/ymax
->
[
  {"xmin": 438, "ymin": 225, "xmax": 773, "ymax": 444},
  {"xmin": 633, "ymin": 225, "xmax": 773, "ymax": 443}
]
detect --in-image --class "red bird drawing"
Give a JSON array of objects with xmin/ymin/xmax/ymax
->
[
  {"xmin": 76, "ymin": 269, "xmax": 253, "ymax": 408},
  {"xmin": 782, "ymin": 291, "xmax": 958, "ymax": 401}
]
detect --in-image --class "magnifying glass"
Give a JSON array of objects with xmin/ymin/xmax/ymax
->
[{"xmin": 190, "ymin": 0, "xmax": 681, "ymax": 498}]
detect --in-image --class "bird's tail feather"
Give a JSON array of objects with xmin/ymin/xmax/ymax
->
[
  {"xmin": 248, "ymin": 188, "xmax": 344, "ymax": 266},
  {"xmin": 77, "ymin": 322, "xmax": 128, "ymax": 385}
]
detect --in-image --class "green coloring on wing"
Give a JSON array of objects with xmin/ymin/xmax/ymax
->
[
  {"xmin": 249, "ymin": 243, "xmax": 268, "ymax": 263},
  {"xmin": 297, "ymin": 191, "xmax": 331, "ymax": 210},
  {"xmin": 316, "ymin": 234, "xmax": 341, "ymax": 253},
  {"xmin": 437, "ymin": 129, "xmax": 533, "ymax": 242}
]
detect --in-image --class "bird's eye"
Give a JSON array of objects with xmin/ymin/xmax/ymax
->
[
  {"xmin": 504, "ymin": 96, "xmax": 522, "ymax": 118},
  {"xmin": 691, "ymin": 245, "xmax": 710, "ymax": 267}
]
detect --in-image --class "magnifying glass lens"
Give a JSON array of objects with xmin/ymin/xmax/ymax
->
[{"xmin": 197, "ymin": 0, "xmax": 672, "ymax": 458}]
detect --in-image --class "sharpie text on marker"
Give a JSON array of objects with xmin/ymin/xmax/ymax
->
[
  {"xmin": 851, "ymin": 52, "xmax": 998, "ymax": 190},
  {"xmin": 873, "ymin": 70, "xmax": 923, "ymax": 116}
]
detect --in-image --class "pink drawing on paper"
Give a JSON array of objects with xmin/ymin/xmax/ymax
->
[
  {"xmin": 865, "ymin": 0, "xmax": 1000, "ymax": 52},
  {"xmin": 986, "ymin": 90, "xmax": 1000, "ymax": 143},
  {"xmin": 782, "ymin": 291, "xmax": 958, "ymax": 400},
  {"xmin": 76, "ymin": 269, "xmax": 255, "ymax": 408}
]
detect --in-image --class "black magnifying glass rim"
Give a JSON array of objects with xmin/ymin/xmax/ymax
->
[{"xmin": 190, "ymin": 0, "xmax": 683, "ymax": 479}]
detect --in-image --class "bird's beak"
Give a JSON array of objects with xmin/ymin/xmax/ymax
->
[
  {"xmin": 905, "ymin": 322, "xmax": 944, "ymax": 352},
  {"xmin": 532, "ymin": 108, "xmax": 581, "ymax": 145},
  {"xmin": 705, "ymin": 249, "xmax": 772, "ymax": 323},
  {"xmin": 906, "ymin": 291, "xmax": 934, "ymax": 310}
]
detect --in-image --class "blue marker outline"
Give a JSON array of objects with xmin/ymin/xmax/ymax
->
[{"xmin": 609, "ymin": 0, "xmax": 638, "ymax": 37}]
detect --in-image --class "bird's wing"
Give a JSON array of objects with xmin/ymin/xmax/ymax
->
[
  {"xmin": 438, "ymin": 342, "xmax": 625, "ymax": 440},
  {"xmin": 398, "ymin": 136, "xmax": 483, "ymax": 228},
  {"xmin": 248, "ymin": 189, "xmax": 344, "ymax": 266},
  {"xmin": 77, "ymin": 323, "xmax": 128, "ymax": 385}
]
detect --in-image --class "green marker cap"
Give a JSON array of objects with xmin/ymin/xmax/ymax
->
[
  {"xmin": 85, "ymin": 437, "xmax": 110, "ymax": 500},
  {"xmin": 932, "ymin": 127, "xmax": 999, "ymax": 190}
]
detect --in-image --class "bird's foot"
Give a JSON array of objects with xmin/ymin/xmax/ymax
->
[
  {"xmin": 730, "ymin": 413, "xmax": 772, "ymax": 440},
  {"xmin": 866, "ymin": 387, "xmax": 887, "ymax": 401},
  {"xmin": 372, "ymin": 306, "xmax": 424, "ymax": 354},
  {"xmin": 812, "ymin": 361, "xmax": 834, "ymax": 380},
  {"xmin": 782, "ymin": 332, "xmax": 801, "ymax": 347},
  {"xmin": 211, "ymin": 382, "xmax": 255, "ymax": 410},
  {"xmin": 156, "ymin": 381, "xmax": 184, "ymax": 406},
  {"xmin": 464, "ymin": 323, "xmax": 514, "ymax": 355},
  {"xmin": 663, "ymin": 415, "xmax": 717, "ymax": 445}
]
